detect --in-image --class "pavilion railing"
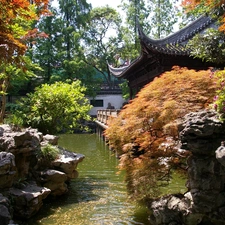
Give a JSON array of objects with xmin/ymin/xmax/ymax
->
[{"xmin": 96, "ymin": 109, "xmax": 120, "ymax": 127}]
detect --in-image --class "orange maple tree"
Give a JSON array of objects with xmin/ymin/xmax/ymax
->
[
  {"xmin": 105, "ymin": 66, "xmax": 219, "ymax": 201},
  {"xmin": 0, "ymin": 0, "xmax": 49, "ymax": 64},
  {"xmin": 0, "ymin": 0, "xmax": 49, "ymax": 123}
]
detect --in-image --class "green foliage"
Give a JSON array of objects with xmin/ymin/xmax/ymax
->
[
  {"xmin": 105, "ymin": 66, "xmax": 219, "ymax": 202},
  {"xmin": 4, "ymin": 102, "xmax": 23, "ymax": 126},
  {"xmin": 187, "ymin": 28, "xmax": 225, "ymax": 64},
  {"xmin": 212, "ymin": 69, "xmax": 225, "ymax": 119},
  {"xmin": 0, "ymin": 56, "xmax": 41, "ymax": 123},
  {"xmin": 119, "ymin": 80, "xmax": 130, "ymax": 100},
  {"xmin": 29, "ymin": 7, "xmax": 63, "ymax": 83},
  {"xmin": 36, "ymin": 144, "xmax": 60, "ymax": 168},
  {"xmin": 14, "ymin": 177, "xmax": 28, "ymax": 189},
  {"xmin": 81, "ymin": 6, "xmax": 123, "ymax": 88},
  {"xmin": 11, "ymin": 80, "xmax": 92, "ymax": 134},
  {"xmin": 32, "ymin": 3, "xmax": 106, "ymax": 96},
  {"xmin": 121, "ymin": 0, "xmax": 180, "ymax": 39},
  {"xmin": 148, "ymin": 0, "xmax": 179, "ymax": 39},
  {"xmin": 39, "ymin": 144, "xmax": 60, "ymax": 161}
]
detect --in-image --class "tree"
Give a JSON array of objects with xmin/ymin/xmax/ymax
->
[
  {"xmin": 180, "ymin": 0, "xmax": 225, "ymax": 64},
  {"xmin": 187, "ymin": 28, "xmax": 225, "ymax": 64},
  {"xmin": 30, "ymin": 6, "xmax": 62, "ymax": 82},
  {"xmin": 181, "ymin": 1, "xmax": 225, "ymax": 139},
  {"xmin": 81, "ymin": 6, "xmax": 123, "ymax": 88},
  {"xmin": 0, "ymin": 0, "xmax": 49, "ymax": 65},
  {"xmin": 32, "ymin": 0, "xmax": 102, "ymax": 96},
  {"xmin": 121, "ymin": 0, "xmax": 180, "ymax": 39},
  {"xmin": 57, "ymin": 0, "xmax": 91, "ymax": 79},
  {"xmin": 182, "ymin": 0, "xmax": 225, "ymax": 32},
  {"xmin": 0, "ymin": 56, "xmax": 43, "ymax": 122},
  {"xmin": 11, "ymin": 80, "xmax": 92, "ymax": 134},
  {"xmin": 104, "ymin": 66, "xmax": 219, "ymax": 202},
  {"xmin": 149, "ymin": 0, "xmax": 180, "ymax": 38},
  {"xmin": 0, "ymin": 0, "xmax": 50, "ymax": 123}
]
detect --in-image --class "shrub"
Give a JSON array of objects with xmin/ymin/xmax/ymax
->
[{"xmin": 10, "ymin": 80, "xmax": 92, "ymax": 134}]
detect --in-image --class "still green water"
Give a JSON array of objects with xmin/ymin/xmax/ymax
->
[{"xmin": 25, "ymin": 133, "xmax": 152, "ymax": 225}]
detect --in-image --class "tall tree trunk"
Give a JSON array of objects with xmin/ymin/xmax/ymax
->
[{"xmin": 157, "ymin": 0, "xmax": 161, "ymax": 39}]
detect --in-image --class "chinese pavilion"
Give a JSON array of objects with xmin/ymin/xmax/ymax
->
[{"xmin": 108, "ymin": 15, "xmax": 222, "ymax": 98}]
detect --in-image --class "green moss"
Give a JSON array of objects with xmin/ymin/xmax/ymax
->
[{"xmin": 38, "ymin": 144, "xmax": 60, "ymax": 162}]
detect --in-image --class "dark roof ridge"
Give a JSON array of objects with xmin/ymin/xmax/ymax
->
[
  {"xmin": 108, "ymin": 14, "xmax": 218, "ymax": 78},
  {"xmin": 138, "ymin": 14, "xmax": 214, "ymax": 46}
]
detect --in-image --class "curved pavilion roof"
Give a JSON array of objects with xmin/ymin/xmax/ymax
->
[
  {"xmin": 138, "ymin": 15, "xmax": 214, "ymax": 56},
  {"xmin": 108, "ymin": 14, "xmax": 218, "ymax": 90}
]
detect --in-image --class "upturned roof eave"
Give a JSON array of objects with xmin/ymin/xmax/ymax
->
[
  {"xmin": 138, "ymin": 14, "xmax": 214, "ymax": 47},
  {"xmin": 108, "ymin": 53, "xmax": 145, "ymax": 78},
  {"xmin": 109, "ymin": 14, "xmax": 217, "ymax": 78}
]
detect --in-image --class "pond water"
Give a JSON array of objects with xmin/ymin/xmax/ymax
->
[{"xmin": 24, "ymin": 133, "xmax": 152, "ymax": 225}]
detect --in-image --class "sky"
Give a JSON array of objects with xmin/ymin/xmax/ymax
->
[
  {"xmin": 52, "ymin": 0, "xmax": 122, "ymax": 9},
  {"xmin": 86, "ymin": 0, "xmax": 122, "ymax": 8},
  {"xmin": 52, "ymin": 0, "xmax": 125, "ymax": 23}
]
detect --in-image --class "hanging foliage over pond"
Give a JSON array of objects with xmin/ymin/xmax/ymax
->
[{"xmin": 105, "ymin": 66, "xmax": 219, "ymax": 202}]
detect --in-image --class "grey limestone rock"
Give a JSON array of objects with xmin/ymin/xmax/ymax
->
[{"xmin": 149, "ymin": 110, "xmax": 225, "ymax": 225}]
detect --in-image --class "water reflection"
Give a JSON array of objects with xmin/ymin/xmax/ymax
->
[{"xmin": 24, "ymin": 133, "xmax": 151, "ymax": 225}]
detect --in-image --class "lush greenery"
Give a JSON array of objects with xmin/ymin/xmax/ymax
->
[
  {"xmin": 182, "ymin": 0, "xmax": 225, "ymax": 65},
  {"xmin": 212, "ymin": 69, "xmax": 225, "ymax": 119},
  {"xmin": 32, "ymin": 2, "xmax": 124, "ymax": 94},
  {"xmin": 105, "ymin": 66, "xmax": 219, "ymax": 202},
  {"xmin": 2, "ymin": 0, "xmax": 225, "ymax": 207},
  {"xmin": 187, "ymin": 28, "xmax": 225, "ymax": 64},
  {"xmin": 0, "ymin": 0, "xmax": 49, "ymax": 123},
  {"xmin": 181, "ymin": 0, "xmax": 225, "ymax": 121},
  {"xmin": 10, "ymin": 81, "xmax": 92, "ymax": 134}
]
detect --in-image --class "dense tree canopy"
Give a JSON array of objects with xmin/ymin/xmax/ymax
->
[
  {"xmin": 32, "ymin": 0, "xmax": 92, "ymax": 82},
  {"xmin": 33, "ymin": 3, "xmax": 119, "ymax": 95},
  {"xmin": 81, "ymin": 6, "xmax": 123, "ymax": 88}
]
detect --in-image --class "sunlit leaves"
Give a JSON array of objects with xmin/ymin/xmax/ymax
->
[
  {"xmin": 0, "ymin": 0, "xmax": 49, "ymax": 64},
  {"xmin": 12, "ymin": 80, "xmax": 92, "ymax": 134},
  {"xmin": 212, "ymin": 69, "xmax": 225, "ymax": 120},
  {"xmin": 105, "ymin": 66, "xmax": 219, "ymax": 201},
  {"xmin": 182, "ymin": 0, "xmax": 225, "ymax": 32},
  {"xmin": 187, "ymin": 28, "xmax": 225, "ymax": 64},
  {"xmin": 82, "ymin": 6, "xmax": 121, "ymax": 86},
  {"xmin": 82, "ymin": 6, "xmax": 123, "ymax": 87}
]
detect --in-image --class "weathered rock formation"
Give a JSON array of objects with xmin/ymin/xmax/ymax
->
[
  {"xmin": 0, "ymin": 125, "xmax": 84, "ymax": 224},
  {"xmin": 9, "ymin": 182, "xmax": 51, "ymax": 219},
  {"xmin": 149, "ymin": 110, "xmax": 225, "ymax": 225}
]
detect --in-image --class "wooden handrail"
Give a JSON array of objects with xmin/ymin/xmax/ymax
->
[{"xmin": 97, "ymin": 109, "xmax": 120, "ymax": 126}]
